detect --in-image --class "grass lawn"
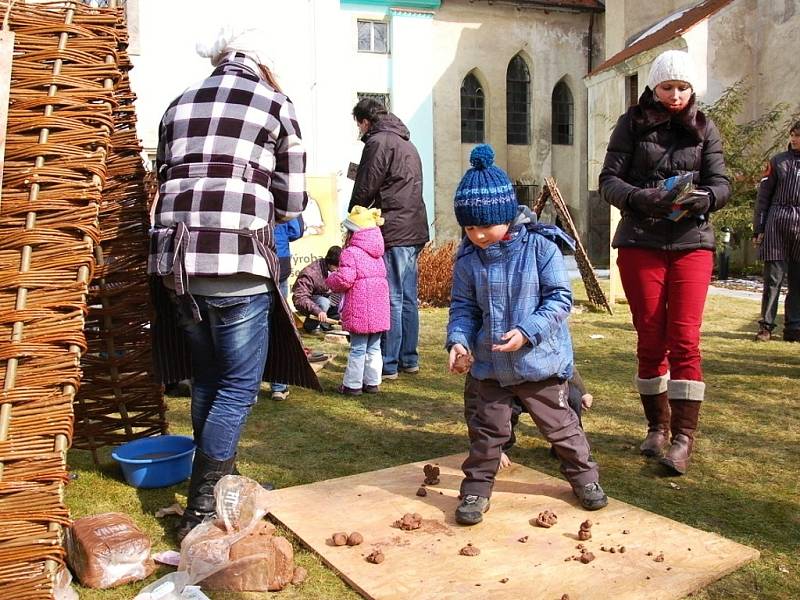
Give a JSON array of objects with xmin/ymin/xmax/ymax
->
[{"xmin": 66, "ymin": 282, "xmax": 800, "ymax": 599}]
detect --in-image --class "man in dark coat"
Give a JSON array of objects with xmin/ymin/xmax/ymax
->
[
  {"xmin": 349, "ymin": 98, "xmax": 429, "ymax": 379},
  {"xmin": 752, "ymin": 120, "xmax": 800, "ymax": 342}
]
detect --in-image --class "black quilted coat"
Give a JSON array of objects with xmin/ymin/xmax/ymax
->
[{"xmin": 599, "ymin": 88, "xmax": 730, "ymax": 250}]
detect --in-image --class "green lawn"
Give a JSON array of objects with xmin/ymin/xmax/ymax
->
[{"xmin": 66, "ymin": 283, "xmax": 800, "ymax": 599}]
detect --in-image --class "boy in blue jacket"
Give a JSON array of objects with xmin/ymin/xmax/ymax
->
[{"xmin": 446, "ymin": 145, "xmax": 607, "ymax": 525}]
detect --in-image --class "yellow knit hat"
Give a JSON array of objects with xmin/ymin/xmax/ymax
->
[{"xmin": 343, "ymin": 206, "xmax": 384, "ymax": 232}]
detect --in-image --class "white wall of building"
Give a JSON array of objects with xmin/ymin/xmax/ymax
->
[{"xmin": 130, "ymin": 0, "xmax": 436, "ymax": 231}]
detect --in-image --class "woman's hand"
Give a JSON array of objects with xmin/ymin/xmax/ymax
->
[
  {"xmin": 628, "ymin": 188, "xmax": 673, "ymax": 218},
  {"xmin": 492, "ymin": 329, "xmax": 526, "ymax": 352},
  {"xmin": 449, "ymin": 344, "xmax": 473, "ymax": 374},
  {"xmin": 682, "ymin": 191, "xmax": 711, "ymax": 215}
]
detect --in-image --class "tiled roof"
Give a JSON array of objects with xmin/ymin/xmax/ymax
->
[
  {"xmin": 589, "ymin": 0, "xmax": 734, "ymax": 76},
  {"xmin": 504, "ymin": 0, "xmax": 604, "ymax": 12}
]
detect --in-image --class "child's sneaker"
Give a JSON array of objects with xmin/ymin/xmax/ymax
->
[
  {"xmin": 572, "ymin": 482, "xmax": 608, "ymax": 511},
  {"xmin": 455, "ymin": 494, "xmax": 490, "ymax": 525},
  {"xmin": 271, "ymin": 390, "xmax": 289, "ymax": 401}
]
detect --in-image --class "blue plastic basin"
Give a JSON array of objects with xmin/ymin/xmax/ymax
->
[{"xmin": 111, "ymin": 435, "xmax": 195, "ymax": 489}]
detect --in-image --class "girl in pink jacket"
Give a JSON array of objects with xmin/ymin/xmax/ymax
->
[{"xmin": 326, "ymin": 207, "xmax": 391, "ymax": 395}]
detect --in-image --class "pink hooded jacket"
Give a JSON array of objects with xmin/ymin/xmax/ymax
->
[{"xmin": 325, "ymin": 227, "xmax": 390, "ymax": 334}]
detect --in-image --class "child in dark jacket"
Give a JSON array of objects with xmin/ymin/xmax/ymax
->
[
  {"xmin": 291, "ymin": 245, "xmax": 341, "ymax": 332},
  {"xmin": 326, "ymin": 207, "xmax": 391, "ymax": 395},
  {"xmin": 447, "ymin": 145, "xmax": 606, "ymax": 526}
]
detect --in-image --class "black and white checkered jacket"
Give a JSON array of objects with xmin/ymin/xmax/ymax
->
[
  {"xmin": 148, "ymin": 52, "xmax": 307, "ymax": 290},
  {"xmin": 147, "ymin": 52, "xmax": 321, "ymax": 391}
]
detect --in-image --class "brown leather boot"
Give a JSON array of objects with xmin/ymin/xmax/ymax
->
[
  {"xmin": 639, "ymin": 392, "xmax": 670, "ymax": 457},
  {"xmin": 660, "ymin": 399, "xmax": 702, "ymax": 475}
]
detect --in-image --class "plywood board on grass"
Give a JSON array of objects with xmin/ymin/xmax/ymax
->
[{"xmin": 267, "ymin": 454, "xmax": 759, "ymax": 600}]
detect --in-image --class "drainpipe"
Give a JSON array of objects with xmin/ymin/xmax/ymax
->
[{"xmin": 587, "ymin": 12, "xmax": 594, "ymax": 73}]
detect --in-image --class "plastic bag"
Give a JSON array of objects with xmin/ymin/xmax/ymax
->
[
  {"xmin": 179, "ymin": 475, "xmax": 271, "ymax": 582},
  {"xmin": 53, "ymin": 564, "xmax": 79, "ymax": 600},
  {"xmin": 66, "ymin": 512, "xmax": 155, "ymax": 589}
]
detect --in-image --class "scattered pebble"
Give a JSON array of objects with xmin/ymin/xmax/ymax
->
[
  {"xmin": 622, "ymin": 529, "xmax": 630, "ymax": 534},
  {"xmin": 610, "ymin": 546, "xmax": 616, "ymax": 553},
  {"xmin": 579, "ymin": 552, "xmax": 596, "ymax": 564},
  {"xmin": 459, "ymin": 543, "xmax": 480, "ymax": 557},
  {"xmin": 654, "ymin": 552, "xmax": 665, "ymax": 563},
  {"xmin": 500, "ymin": 578, "xmax": 509, "ymax": 583},
  {"xmin": 518, "ymin": 535, "xmax": 529, "ymax": 543},
  {"xmin": 366, "ymin": 549, "xmax": 385, "ymax": 564},
  {"xmin": 416, "ymin": 487, "xmax": 428, "ymax": 497},
  {"xmin": 619, "ymin": 546, "xmax": 626, "ymax": 553},
  {"xmin": 561, "ymin": 595, "xmax": 571, "ymax": 600}
]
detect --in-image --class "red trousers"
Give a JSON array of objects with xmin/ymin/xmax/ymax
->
[{"xmin": 617, "ymin": 248, "xmax": 713, "ymax": 381}]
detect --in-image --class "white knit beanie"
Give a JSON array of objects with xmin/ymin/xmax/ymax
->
[
  {"xmin": 196, "ymin": 25, "xmax": 275, "ymax": 70},
  {"xmin": 647, "ymin": 50, "xmax": 698, "ymax": 91}
]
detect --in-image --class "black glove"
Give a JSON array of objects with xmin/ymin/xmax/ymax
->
[
  {"xmin": 627, "ymin": 188, "xmax": 674, "ymax": 219},
  {"xmin": 681, "ymin": 190, "xmax": 712, "ymax": 215}
]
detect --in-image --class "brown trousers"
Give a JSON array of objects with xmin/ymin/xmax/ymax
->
[{"xmin": 461, "ymin": 377, "xmax": 598, "ymax": 498}]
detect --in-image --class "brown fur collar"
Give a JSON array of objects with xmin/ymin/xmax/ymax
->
[{"xmin": 629, "ymin": 87, "xmax": 707, "ymax": 144}]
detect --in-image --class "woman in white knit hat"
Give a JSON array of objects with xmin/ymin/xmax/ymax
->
[
  {"xmin": 598, "ymin": 49, "xmax": 731, "ymax": 475},
  {"xmin": 148, "ymin": 22, "xmax": 320, "ymax": 541}
]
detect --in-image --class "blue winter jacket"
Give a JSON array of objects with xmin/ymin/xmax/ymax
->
[
  {"xmin": 275, "ymin": 216, "xmax": 303, "ymax": 281},
  {"xmin": 446, "ymin": 209, "xmax": 574, "ymax": 386}
]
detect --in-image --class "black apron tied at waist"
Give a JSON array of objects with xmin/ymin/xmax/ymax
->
[{"xmin": 169, "ymin": 223, "xmax": 275, "ymax": 323}]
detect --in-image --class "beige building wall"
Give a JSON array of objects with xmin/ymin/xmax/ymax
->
[{"xmin": 431, "ymin": 0, "xmax": 596, "ymax": 241}]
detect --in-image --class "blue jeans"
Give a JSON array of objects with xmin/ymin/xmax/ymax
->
[
  {"xmin": 177, "ymin": 293, "xmax": 271, "ymax": 460},
  {"xmin": 382, "ymin": 245, "xmax": 422, "ymax": 375},
  {"xmin": 302, "ymin": 295, "xmax": 336, "ymax": 332},
  {"xmin": 271, "ymin": 279, "xmax": 290, "ymax": 392},
  {"xmin": 343, "ymin": 333, "xmax": 383, "ymax": 388}
]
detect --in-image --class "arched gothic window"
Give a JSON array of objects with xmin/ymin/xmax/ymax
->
[
  {"xmin": 552, "ymin": 81, "xmax": 574, "ymax": 145},
  {"xmin": 460, "ymin": 73, "xmax": 484, "ymax": 144},
  {"xmin": 506, "ymin": 55, "xmax": 531, "ymax": 145}
]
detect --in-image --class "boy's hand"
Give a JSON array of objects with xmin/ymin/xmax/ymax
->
[
  {"xmin": 492, "ymin": 329, "xmax": 525, "ymax": 352},
  {"xmin": 449, "ymin": 344, "xmax": 473, "ymax": 374},
  {"xmin": 317, "ymin": 311, "xmax": 329, "ymax": 323},
  {"xmin": 581, "ymin": 393, "xmax": 594, "ymax": 410}
]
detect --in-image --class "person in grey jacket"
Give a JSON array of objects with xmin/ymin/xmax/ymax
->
[
  {"xmin": 752, "ymin": 121, "xmax": 800, "ymax": 342},
  {"xmin": 350, "ymin": 98, "xmax": 429, "ymax": 380},
  {"xmin": 599, "ymin": 50, "xmax": 730, "ymax": 476}
]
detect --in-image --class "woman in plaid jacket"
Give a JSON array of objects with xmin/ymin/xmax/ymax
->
[{"xmin": 147, "ymin": 26, "xmax": 318, "ymax": 541}]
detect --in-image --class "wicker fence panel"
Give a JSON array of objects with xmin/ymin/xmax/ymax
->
[
  {"xmin": 73, "ymin": 5, "xmax": 166, "ymax": 461},
  {"xmin": 0, "ymin": 1, "xmax": 119, "ymax": 596}
]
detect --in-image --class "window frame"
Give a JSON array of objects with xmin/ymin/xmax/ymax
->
[
  {"xmin": 506, "ymin": 55, "xmax": 531, "ymax": 146},
  {"xmin": 551, "ymin": 81, "xmax": 574, "ymax": 146},
  {"xmin": 460, "ymin": 73, "xmax": 485, "ymax": 144},
  {"xmin": 357, "ymin": 19, "xmax": 390, "ymax": 54}
]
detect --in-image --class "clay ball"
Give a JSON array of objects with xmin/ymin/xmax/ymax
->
[
  {"xmin": 347, "ymin": 532, "xmax": 364, "ymax": 546},
  {"xmin": 332, "ymin": 532, "xmax": 348, "ymax": 546}
]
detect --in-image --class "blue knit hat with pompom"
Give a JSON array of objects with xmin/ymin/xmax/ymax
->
[{"xmin": 454, "ymin": 144, "xmax": 518, "ymax": 227}]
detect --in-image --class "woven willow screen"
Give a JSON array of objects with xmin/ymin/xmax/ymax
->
[
  {"xmin": 72, "ymin": 6, "xmax": 166, "ymax": 461},
  {"xmin": 0, "ymin": 1, "xmax": 163, "ymax": 596}
]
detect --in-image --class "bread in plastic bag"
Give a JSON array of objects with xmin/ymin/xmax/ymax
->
[
  {"xmin": 66, "ymin": 512, "xmax": 155, "ymax": 588},
  {"xmin": 177, "ymin": 475, "xmax": 295, "ymax": 591}
]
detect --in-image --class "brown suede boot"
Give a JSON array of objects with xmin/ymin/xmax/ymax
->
[
  {"xmin": 639, "ymin": 392, "xmax": 670, "ymax": 457},
  {"xmin": 660, "ymin": 399, "xmax": 702, "ymax": 475}
]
